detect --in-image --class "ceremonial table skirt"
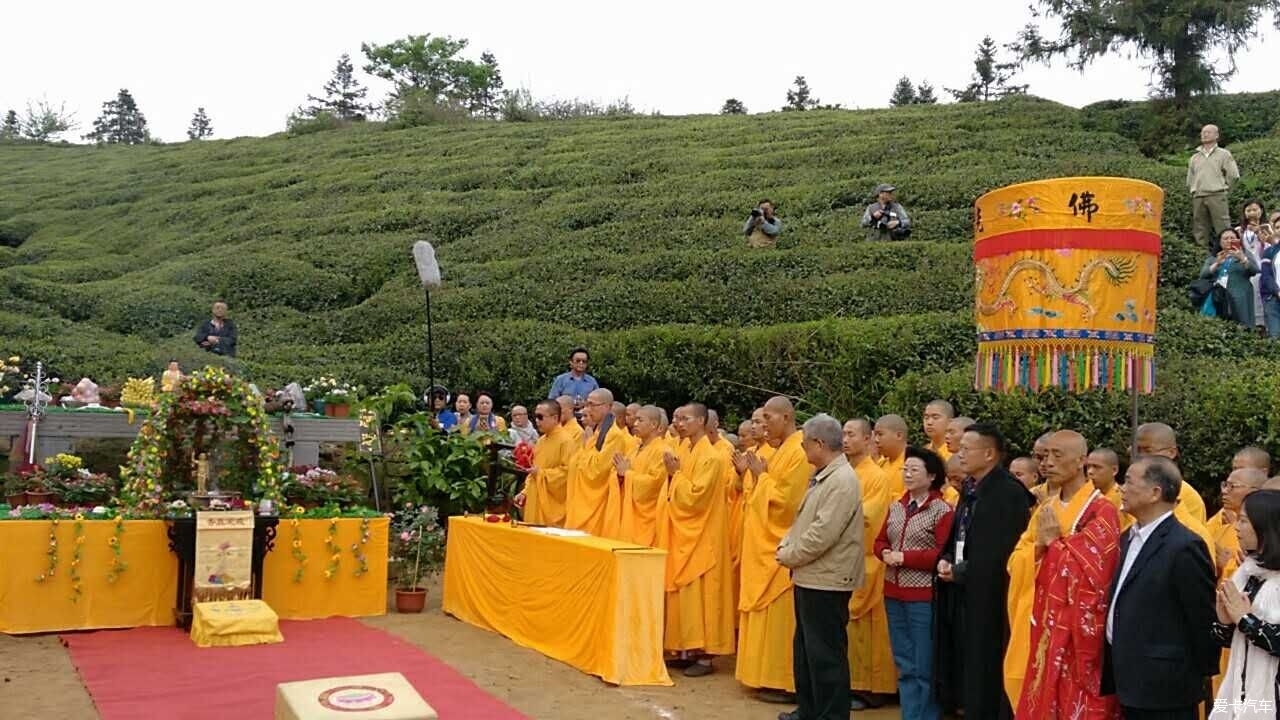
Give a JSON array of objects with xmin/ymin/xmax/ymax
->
[
  {"xmin": 0, "ymin": 518, "xmax": 388, "ymax": 634},
  {"xmin": 441, "ymin": 516, "xmax": 672, "ymax": 687}
]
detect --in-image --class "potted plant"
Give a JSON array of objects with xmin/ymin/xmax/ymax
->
[
  {"xmin": 3, "ymin": 474, "xmax": 26, "ymax": 507},
  {"xmin": 323, "ymin": 382, "xmax": 357, "ymax": 418},
  {"xmin": 389, "ymin": 505, "xmax": 445, "ymax": 613}
]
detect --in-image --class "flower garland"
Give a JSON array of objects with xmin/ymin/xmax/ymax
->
[
  {"xmin": 37, "ymin": 518, "xmax": 59, "ymax": 582},
  {"xmin": 119, "ymin": 366, "xmax": 285, "ymax": 511},
  {"xmin": 106, "ymin": 516, "xmax": 127, "ymax": 583},
  {"xmin": 290, "ymin": 511, "xmax": 307, "ymax": 583},
  {"xmin": 351, "ymin": 516, "xmax": 371, "ymax": 577},
  {"xmin": 70, "ymin": 513, "xmax": 85, "ymax": 602},
  {"xmin": 323, "ymin": 518, "xmax": 341, "ymax": 580}
]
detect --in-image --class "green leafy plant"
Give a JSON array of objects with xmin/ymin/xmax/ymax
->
[{"xmin": 389, "ymin": 413, "xmax": 487, "ymax": 518}]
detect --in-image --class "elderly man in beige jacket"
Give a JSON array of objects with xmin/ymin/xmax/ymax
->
[{"xmin": 775, "ymin": 413, "xmax": 865, "ymax": 720}]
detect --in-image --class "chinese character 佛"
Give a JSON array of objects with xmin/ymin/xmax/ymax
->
[{"xmin": 1068, "ymin": 191, "xmax": 1099, "ymax": 222}]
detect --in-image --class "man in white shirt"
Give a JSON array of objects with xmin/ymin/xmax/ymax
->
[{"xmin": 1102, "ymin": 456, "xmax": 1217, "ymax": 720}]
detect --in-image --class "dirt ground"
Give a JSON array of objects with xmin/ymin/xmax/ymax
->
[{"xmin": 0, "ymin": 577, "xmax": 903, "ymax": 719}]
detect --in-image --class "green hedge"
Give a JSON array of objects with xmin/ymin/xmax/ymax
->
[{"xmin": 1081, "ymin": 92, "xmax": 1280, "ymax": 157}]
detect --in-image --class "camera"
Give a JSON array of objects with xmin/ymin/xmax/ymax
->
[
  {"xmin": 750, "ymin": 208, "xmax": 762, "ymax": 218},
  {"xmin": 876, "ymin": 210, "xmax": 898, "ymax": 230}
]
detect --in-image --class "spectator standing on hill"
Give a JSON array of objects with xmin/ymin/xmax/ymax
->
[
  {"xmin": 1187, "ymin": 124, "xmax": 1240, "ymax": 254},
  {"xmin": 547, "ymin": 347, "xmax": 599, "ymax": 407},
  {"xmin": 1236, "ymin": 200, "xmax": 1269, "ymax": 334},
  {"xmin": 861, "ymin": 184, "xmax": 911, "ymax": 241},
  {"xmin": 1199, "ymin": 228, "xmax": 1260, "ymax": 328},
  {"xmin": 744, "ymin": 199, "xmax": 782, "ymax": 248},
  {"xmin": 194, "ymin": 301, "xmax": 238, "ymax": 357}
]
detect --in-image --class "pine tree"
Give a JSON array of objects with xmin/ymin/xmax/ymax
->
[
  {"xmin": 914, "ymin": 82, "xmax": 938, "ymax": 105},
  {"xmin": 720, "ymin": 98, "xmax": 747, "ymax": 115},
  {"xmin": 889, "ymin": 76, "xmax": 917, "ymax": 106},
  {"xmin": 306, "ymin": 54, "xmax": 372, "ymax": 121},
  {"xmin": 186, "ymin": 107, "xmax": 213, "ymax": 140},
  {"xmin": 783, "ymin": 76, "xmax": 819, "ymax": 111},
  {"xmin": 947, "ymin": 36, "xmax": 1026, "ymax": 102},
  {"xmin": 84, "ymin": 89, "xmax": 149, "ymax": 144},
  {"xmin": 0, "ymin": 110, "xmax": 19, "ymax": 140},
  {"xmin": 471, "ymin": 52, "xmax": 504, "ymax": 118}
]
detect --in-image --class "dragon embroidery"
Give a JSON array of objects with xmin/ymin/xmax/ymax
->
[{"xmin": 975, "ymin": 256, "xmax": 1138, "ymax": 320}]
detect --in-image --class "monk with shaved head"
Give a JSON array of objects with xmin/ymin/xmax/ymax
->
[
  {"xmin": 556, "ymin": 395, "xmax": 584, "ymax": 445},
  {"xmin": 875, "ymin": 414, "xmax": 909, "ymax": 496},
  {"xmin": 944, "ymin": 416, "xmax": 975, "ymax": 457},
  {"xmin": 733, "ymin": 396, "xmax": 811, "ymax": 699},
  {"xmin": 614, "ymin": 405, "xmax": 670, "ymax": 547},
  {"xmin": 846, "ymin": 416, "xmax": 897, "ymax": 707},
  {"xmin": 657, "ymin": 402, "xmax": 735, "ymax": 676},
  {"xmin": 923, "ymin": 400, "xmax": 956, "ymax": 460},
  {"xmin": 1007, "ymin": 430, "xmax": 1120, "ymax": 717},
  {"xmin": 563, "ymin": 388, "xmax": 630, "ymax": 538},
  {"xmin": 1135, "ymin": 422, "xmax": 1206, "ymax": 523}
]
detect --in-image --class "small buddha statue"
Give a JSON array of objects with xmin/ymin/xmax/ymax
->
[
  {"xmin": 195, "ymin": 453, "xmax": 211, "ymax": 494},
  {"xmin": 161, "ymin": 361, "xmax": 183, "ymax": 393}
]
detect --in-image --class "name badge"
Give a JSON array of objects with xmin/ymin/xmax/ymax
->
[{"xmin": 955, "ymin": 540, "xmax": 966, "ymax": 564}]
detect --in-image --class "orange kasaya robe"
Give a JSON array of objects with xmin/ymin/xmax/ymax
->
[
  {"xmin": 657, "ymin": 434, "xmax": 735, "ymax": 655},
  {"xmin": 848, "ymin": 455, "xmax": 897, "ymax": 694},
  {"xmin": 928, "ymin": 441, "xmax": 952, "ymax": 462},
  {"xmin": 707, "ymin": 437, "xmax": 741, "ymax": 617},
  {"xmin": 563, "ymin": 418, "xmax": 629, "ymax": 539},
  {"xmin": 1179, "ymin": 481, "xmax": 1207, "ymax": 524},
  {"xmin": 877, "ymin": 451, "xmax": 905, "ymax": 497},
  {"xmin": 1099, "ymin": 484, "xmax": 1129, "ymax": 532},
  {"xmin": 523, "ymin": 425, "xmax": 577, "ymax": 527},
  {"xmin": 563, "ymin": 417, "xmax": 584, "ymax": 446},
  {"xmin": 619, "ymin": 436, "xmax": 669, "ymax": 547},
  {"xmin": 1207, "ymin": 508, "xmax": 1242, "ymax": 698},
  {"xmin": 942, "ymin": 484, "xmax": 960, "ymax": 507},
  {"xmin": 734, "ymin": 431, "xmax": 811, "ymax": 691},
  {"xmin": 1013, "ymin": 483, "xmax": 1121, "ymax": 720}
]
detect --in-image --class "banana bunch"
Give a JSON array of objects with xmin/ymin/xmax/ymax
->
[{"xmin": 121, "ymin": 377, "xmax": 157, "ymax": 408}]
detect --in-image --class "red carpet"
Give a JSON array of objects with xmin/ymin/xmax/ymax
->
[{"xmin": 62, "ymin": 617, "xmax": 528, "ymax": 720}]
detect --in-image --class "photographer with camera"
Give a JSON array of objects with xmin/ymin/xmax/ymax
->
[
  {"xmin": 861, "ymin": 184, "xmax": 912, "ymax": 241},
  {"xmin": 743, "ymin": 199, "xmax": 782, "ymax": 248}
]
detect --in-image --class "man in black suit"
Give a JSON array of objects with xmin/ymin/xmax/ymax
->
[
  {"xmin": 934, "ymin": 423, "xmax": 1034, "ymax": 719},
  {"xmin": 1102, "ymin": 455, "xmax": 1217, "ymax": 720}
]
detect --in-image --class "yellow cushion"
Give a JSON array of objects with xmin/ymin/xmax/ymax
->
[
  {"xmin": 189, "ymin": 600, "xmax": 283, "ymax": 648},
  {"xmin": 274, "ymin": 672, "xmax": 436, "ymax": 720}
]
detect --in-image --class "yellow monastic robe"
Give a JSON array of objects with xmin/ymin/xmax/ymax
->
[
  {"xmin": 942, "ymin": 484, "xmax": 960, "ymax": 507},
  {"xmin": 1003, "ymin": 481, "xmax": 1098, "ymax": 709},
  {"xmin": 563, "ymin": 418, "xmax": 584, "ymax": 446},
  {"xmin": 928, "ymin": 441, "xmax": 953, "ymax": 462},
  {"xmin": 1101, "ymin": 484, "xmax": 1130, "ymax": 531},
  {"xmin": 1175, "ymin": 503, "xmax": 1216, "ymax": 570},
  {"xmin": 848, "ymin": 456, "xmax": 897, "ymax": 694},
  {"xmin": 709, "ymin": 438, "xmax": 742, "ymax": 617},
  {"xmin": 623, "ymin": 430, "xmax": 640, "ymax": 455},
  {"xmin": 734, "ymin": 431, "xmax": 811, "ymax": 691},
  {"xmin": 657, "ymin": 435, "xmax": 735, "ymax": 655},
  {"xmin": 877, "ymin": 452, "xmax": 905, "ymax": 496},
  {"xmin": 1179, "ymin": 482, "xmax": 1207, "ymax": 524},
  {"xmin": 563, "ymin": 421, "xmax": 629, "ymax": 539},
  {"xmin": 619, "ymin": 437, "xmax": 668, "ymax": 547},
  {"xmin": 523, "ymin": 425, "xmax": 577, "ymax": 527},
  {"xmin": 1207, "ymin": 509, "xmax": 1241, "ymax": 698}
]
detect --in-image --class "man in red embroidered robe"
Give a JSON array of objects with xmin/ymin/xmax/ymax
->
[{"xmin": 1015, "ymin": 430, "xmax": 1121, "ymax": 720}]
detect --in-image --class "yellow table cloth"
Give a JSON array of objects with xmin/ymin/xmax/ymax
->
[
  {"xmin": 0, "ymin": 520, "xmax": 177, "ymax": 634},
  {"xmin": 441, "ymin": 516, "xmax": 672, "ymax": 686},
  {"xmin": 263, "ymin": 517, "xmax": 389, "ymax": 620}
]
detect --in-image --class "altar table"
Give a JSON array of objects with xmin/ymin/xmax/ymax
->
[
  {"xmin": 441, "ymin": 516, "xmax": 672, "ymax": 687},
  {"xmin": 0, "ymin": 518, "xmax": 388, "ymax": 634}
]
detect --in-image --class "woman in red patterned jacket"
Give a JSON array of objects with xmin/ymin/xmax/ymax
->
[{"xmin": 874, "ymin": 446, "xmax": 954, "ymax": 720}]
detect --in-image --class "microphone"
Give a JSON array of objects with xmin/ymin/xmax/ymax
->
[{"xmin": 413, "ymin": 240, "xmax": 442, "ymax": 289}]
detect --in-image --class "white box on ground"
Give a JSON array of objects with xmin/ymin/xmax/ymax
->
[{"xmin": 275, "ymin": 672, "xmax": 437, "ymax": 720}]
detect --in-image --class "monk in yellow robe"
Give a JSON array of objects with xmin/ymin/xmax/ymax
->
[
  {"xmin": 563, "ymin": 389, "xmax": 629, "ymax": 538},
  {"xmin": 844, "ymin": 418, "xmax": 897, "ymax": 709},
  {"xmin": 706, "ymin": 410, "xmax": 739, "ymax": 612},
  {"xmin": 516, "ymin": 399, "xmax": 577, "ymax": 527},
  {"xmin": 922, "ymin": 399, "xmax": 955, "ymax": 461},
  {"xmin": 1012, "ymin": 431, "xmax": 1120, "ymax": 719},
  {"xmin": 942, "ymin": 455, "xmax": 963, "ymax": 507},
  {"xmin": 731, "ymin": 397, "xmax": 809, "ymax": 700},
  {"xmin": 657, "ymin": 403, "xmax": 735, "ymax": 677},
  {"xmin": 1086, "ymin": 448, "xmax": 1126, "ymax": 531},
  {"xmin": 1208, "ymin": 461, "xmax": 1267, "ymax": 696},
  {"xmin": 1134, "ymin": 422, "xmax": 1206, "ymax": 523},
  {"xmin": 614, "ymin": 405, "xmax": 670, "ymax": 547},
  {"xmin": 1011, "ymin": 456, "xmax": 1047, "ymax": 505},
  {"xmin": 613, "ymin": 401, "xmax": 639, "ymax": 454},
  {"xmin": 943, "ymin": 416, "xmax": 974, "ymax": 459},
  {"xmin": 873, "ymin": 414, "xmax": 908, "ymax": 496},
  {"xmin": 556, "ymin": 395, "xmax": 584, "ymax": 445}
]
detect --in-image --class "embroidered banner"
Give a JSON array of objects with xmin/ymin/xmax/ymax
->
[
  {"xmin": 194, "ymin": 510, "xmax": 255, "ymax": 602},
  {"xmin": 972, "ymin": 177, "xmax": 1164, "ymax": 393}
]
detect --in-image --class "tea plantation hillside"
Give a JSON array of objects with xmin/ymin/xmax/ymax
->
[{"xmin": 4, "ymin": 95, "xmax": 1280, "ymax": 487}]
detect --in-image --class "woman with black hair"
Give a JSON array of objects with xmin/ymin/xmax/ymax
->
[
  {"xmin": 1213, "ymin": 489, "xmax": 1280, "ymax": 715},
  {"xmin": 874, "ymin": 446, "xmax": 954, "ymax": 720}
]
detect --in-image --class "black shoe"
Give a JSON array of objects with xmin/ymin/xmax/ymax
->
[
  {"xmin": 850, "ymin": 695, "xmax": 870, "ymax": 711},
  {"xmin": 755, "ymin": 689, "xmax": 796, "ymax": 704},
  {"xmin": 777, "ymin": 712, "xmax": 800, "ymax": 720},
  {"xmin": 682, "ymin": 661, "xmax": 713, "ymax": 677},
  {"xmin": 664, "ymin": 657, "xmax": 694, "ymax": 669},
  {"xmin": 852, "ymin": 692, "xmax": 884, "ymax": 709}
]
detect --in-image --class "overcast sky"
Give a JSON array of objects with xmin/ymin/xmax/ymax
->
[{"xmin": 5, "ymin": 0, "xmax": 1279, "ymax": 142}]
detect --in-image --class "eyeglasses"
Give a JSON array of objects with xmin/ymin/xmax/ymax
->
[
  {"xmin": 1221, "ymin": 480, "xmax": 1250, "ymax": 491},
  {"xmin": 584, "ymin": 400, "xmax": 606, "ymax": 407},
  {"xmin": 534, "ymin": 414, "xmax": 547, "ymax": 420}
]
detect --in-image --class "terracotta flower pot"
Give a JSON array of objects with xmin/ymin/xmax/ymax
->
[
  {"xmin": 5, "ymin": 492, "xmax": 26, "ymax": 507},
  {"xmin": 327, "ymin": 403, "xmax": 350, "ymax": 418},
  {"xmin": 25, "ymin": 490, "xmax": 54, "ymax": 506},
  {"xmin": 394, "ymin": 587, "xmax": 427, "ymax": 614}
]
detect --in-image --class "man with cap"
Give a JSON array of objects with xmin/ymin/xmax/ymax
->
[{"xmin": 861, "ymin": 184, "xmax": 911, "ymax": 241}]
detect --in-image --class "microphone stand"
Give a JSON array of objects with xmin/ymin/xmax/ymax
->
[{"xmin": 423, "ymin": 284, "xmax": 436, "ymax": 424}]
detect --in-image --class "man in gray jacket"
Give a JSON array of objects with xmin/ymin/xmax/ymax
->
[{"xmin": 775, "ymin": 413, "xmax": 865, "ymax": 720}]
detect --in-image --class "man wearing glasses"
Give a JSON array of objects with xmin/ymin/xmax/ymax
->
[
  {"xmin": 547, "ymin": 348, "xmax": 599, "ymax": 410},
  {"xmin": 514, "ymin": 399, "xmax": 577, "ymax": 527}
]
